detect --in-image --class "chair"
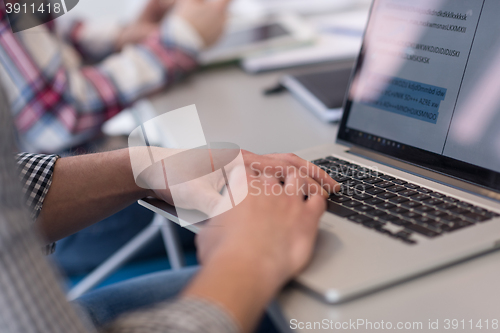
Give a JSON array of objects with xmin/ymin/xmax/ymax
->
[{"xmin": 67, "ymin": 213, "xmax": 185, "ymax": 300}]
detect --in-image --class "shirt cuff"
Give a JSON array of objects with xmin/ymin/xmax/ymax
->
[
  {"xmin": 42, "ymin": 242, "xmax": 56, "ymax": 256},
  {"xmin": 15, "ymin": 153, "xmax": 59, "ymax": 255},
  {"xmin": 15, "ymin": 153, "xmax": 59, "ymax": 220},
  {"xmin": 160, "ymin": 15, "xmax": 205, "ymax": 54}
]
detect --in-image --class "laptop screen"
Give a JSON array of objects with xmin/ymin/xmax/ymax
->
[{"xmin": 338, "ymin": 0, "xmax": 500, "ymax": 192}]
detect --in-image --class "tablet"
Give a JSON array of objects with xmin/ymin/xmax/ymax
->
[
  {"xmin": 281, "ymin": 67, "xmax": 353, "ymax": 122},
  {"xmin": 139, "ymin": 198, "xmax": 205, "ymax": 234},
  {"xmin": 200, "ymin": 14, "xmax": 315, "ymax": 65}
]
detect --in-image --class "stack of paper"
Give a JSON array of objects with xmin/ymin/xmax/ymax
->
[
  {"xmin": 242, "ymin": 10, "xmax": 370, "ymax": 73},
  {"xmin": 231, "ymin": 0, "xmax": 370, "ymax": 16}
]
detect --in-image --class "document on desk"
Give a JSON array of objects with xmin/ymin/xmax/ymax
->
[
  {"xmin": 231, "ymin": 0, "xmax": 370, "ymax": 16},
  {"xmin": 242, "ymin": 10, "xmax": 369, "ymax": 73}
]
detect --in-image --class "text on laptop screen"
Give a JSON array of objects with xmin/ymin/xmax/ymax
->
[{"xmin": 339, "ymin": 0, "xmax": 500, "ymax": 191}]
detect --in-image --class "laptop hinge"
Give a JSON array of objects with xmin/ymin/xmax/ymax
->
[{"xmin": 348, "ymin": 146, "xmax": 500, "ymax": 202}]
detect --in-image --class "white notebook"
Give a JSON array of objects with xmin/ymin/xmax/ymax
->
[{"xmin": 242, "ymin": 10, "xmax": 368, "ymax": 73}]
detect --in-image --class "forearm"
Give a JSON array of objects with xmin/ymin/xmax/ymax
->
[
  {"xmin": 38, "ymin": 149, "xmax": 150, "ymax": 243},
  {"xmin": 183, "ymin": 251, "xmax": 283, "ymax": 333}
]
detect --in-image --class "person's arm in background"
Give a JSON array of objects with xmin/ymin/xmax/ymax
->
[
  {"xmin": 57, "ymin": 0, "xmax": 174, "ymax": 62},
  {"xmin": 0, "ymin": 0, "xmax": 231, "ymax": 153}
]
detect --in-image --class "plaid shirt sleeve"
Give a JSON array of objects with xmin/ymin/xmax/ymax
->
[
  {"xmin": 0, "ymin": 4, "xmax": 202, "ymax": 153},
  {"xmin": 15, "ymin": 153, "xmax": 59, "ymax": 220},
  {"xmin": 15, "ymin": 152, "xmax": 59, "ymax": 255}
]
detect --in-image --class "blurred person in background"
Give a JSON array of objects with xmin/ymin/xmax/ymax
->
[{"xmin": 0, "ymin": 0, "xmax": 233, "ymax": 276}]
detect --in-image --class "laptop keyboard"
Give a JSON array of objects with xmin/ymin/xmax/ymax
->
[{"xmin": 312, "ymin": 156, "xmax": 499, "ymax": 245}]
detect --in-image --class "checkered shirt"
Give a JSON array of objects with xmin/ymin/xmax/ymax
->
[{"xmin": 15, "ymin": 152, "xmax": 59, "ymax": 219}]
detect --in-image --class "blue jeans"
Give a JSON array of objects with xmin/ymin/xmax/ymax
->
[
  {"xmin": 53, "ymin": 203, "xmax": 196, "ymax": 276},
  {"xmin": 74, "ymin": 267, "xmax": 279, "ymax": 333}
]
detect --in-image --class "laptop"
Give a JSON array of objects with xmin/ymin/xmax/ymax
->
[{"xmin": 141, "ymin": 0, "xmax": 500, "ymax": 303}]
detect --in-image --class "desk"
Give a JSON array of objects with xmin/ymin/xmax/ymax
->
[
  {"xmin": 148, "ymin": 64, "xmax": 500, "ymax": 333},
  {"xmin": 149, "ymin": 63, "xmax": 347, "ymax": 155}
]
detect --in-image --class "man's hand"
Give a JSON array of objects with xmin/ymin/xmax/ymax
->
[
  {"xmin": 185, "ymin": 172, "xmax": 327, "ymax": 332},
  {"xmin": 116, "ymin": 0, "xmax": 175, "ymax": 50},
  {"xmin": 175, "ymin": 0, "xmax": 233, "ymax": 48},
  {"xmin": 197, "ymin": 171, "xmax": 327, "ymax": 281},
  {"xmin": 242, "ymin": 150, "xmax": 339, "ymax": 196},
  {"xmin": 140, "ymin": 148, "xmax": 337, "ymax": 219}
]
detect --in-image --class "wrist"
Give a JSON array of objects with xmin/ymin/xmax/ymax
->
[
  {"xmin": 206, "ymin": 246, "xmax": 287, "ymax": 299},
  {"xmin": 121, "ymin": 149, "xmax": 153, "ymax": 200},
  {"xmin": 184, "ymin": 249, "xmax": 285, "ymax": 332}
]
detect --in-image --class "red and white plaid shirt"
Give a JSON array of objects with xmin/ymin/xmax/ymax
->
[{"xmin": 0, "ymin": 2, "xmax": 202, "ymax": 153}]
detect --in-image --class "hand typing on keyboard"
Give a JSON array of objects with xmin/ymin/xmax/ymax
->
[{"xmin": 132, "ymin": 147, "xmax": 339, "ymax": 225}]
